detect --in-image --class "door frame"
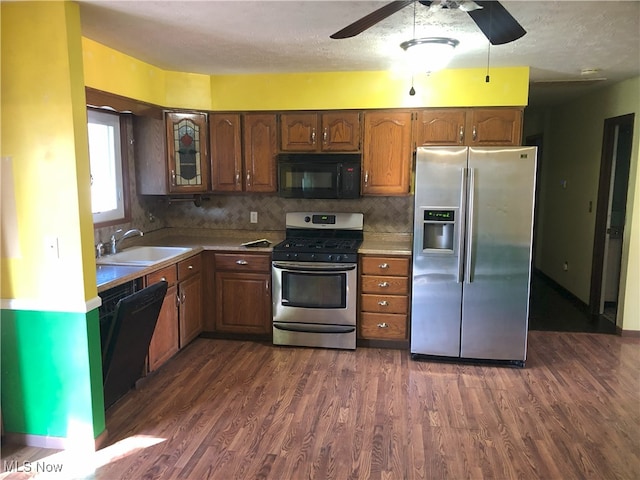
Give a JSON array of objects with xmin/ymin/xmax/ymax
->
[{"xmin": 589, "ymin": 113, "xmax": 635, "ymax": 315}]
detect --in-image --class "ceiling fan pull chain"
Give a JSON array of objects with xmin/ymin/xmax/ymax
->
[{"xmin": 485, "ymin": 2, "xmax": 492, "ymax": 82}]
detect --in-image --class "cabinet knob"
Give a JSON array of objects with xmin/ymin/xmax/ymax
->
[
  {"xmin": 378, "ymin": 263, "xmax": 389, "ymax": 269},
  {"xmin": 188, "ymin": 265, "xmax": 193, "ymax": 270},
  {"xmin": 160, "ymin": 277, "xmax": 166, "ymax": 282},
  {"xmin": 236, "ymin": 259, "xmax": 249, "ymax": 265},
  {"xmin": 377, "ymin": 322, "xmax": 389, "ymax": 328},
  {"xmin": 378, "ymin": 281, "xmax": 389, "ymax": 288},
  {"xmin": 378, "ymin": 300, "xmax": 389, "ymax": 306}
]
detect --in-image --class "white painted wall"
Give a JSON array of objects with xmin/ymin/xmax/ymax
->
[{"xmin": 525, "ymin": 76, "xmax": 640, "ymax": 332}]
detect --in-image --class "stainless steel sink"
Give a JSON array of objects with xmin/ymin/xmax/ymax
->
[{"xmin": 96, "ymin": 246, "xmax": 193, "ymax": 266}]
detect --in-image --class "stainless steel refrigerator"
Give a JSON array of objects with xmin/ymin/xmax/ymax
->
[{"xmin": 410, "ymin": 146, "xmax": 537, "ymax": 366}]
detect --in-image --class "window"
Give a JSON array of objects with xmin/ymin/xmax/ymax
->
[{"xmin": 87, "ymin": 109, "xmax": 129, "ymax": 225}]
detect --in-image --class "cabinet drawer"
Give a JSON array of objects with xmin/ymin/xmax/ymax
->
[
  {"xmin": 215, "ymin": 253, "xmax": 271, "ymax": 272},
  {"xmin": 146, "ymin": 264, "xmax": 177, "ymax": 287},
  {"xmin": 360, "ymin": 313, "xmax": 407, "ymax": 340},
  {"xmin": 361, "ymin": 294, "xmax": 408, "ymax": 314},
  {"xmin": 178, "ymin": 254, "xmax": 202, "ymax": 281},
  {"xmin": 361, "ymin": 256, "xmax": 410, "ymax": 276},
  {"xmin": 361, "ymin": 275, "xmax": 408, "ymax": 295}
]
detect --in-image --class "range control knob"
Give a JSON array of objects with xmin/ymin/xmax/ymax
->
[
  {"xmin": 304, "ymin": 216, "xmax": 311, "ymax": 223},
  {"xmin": 336, "ymin": 255, "xmax": 342, "ymax": 262}
]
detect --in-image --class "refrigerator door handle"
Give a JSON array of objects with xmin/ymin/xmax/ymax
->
[
  {"xmin": 465, "ymin": 167, "xmax": 475, "ymax": 284},
  {"xmin": 457, "ymin": 167, "xmax": 468, "ymax": 283}
]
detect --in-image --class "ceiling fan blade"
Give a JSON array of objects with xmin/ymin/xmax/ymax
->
[
  {"xmin": 330, "ymin": 0, "xmax": 414, "ymax": 39},
  {"xmin": 467, "ymin": 1, "xmax": 526, "ymax": 45}
]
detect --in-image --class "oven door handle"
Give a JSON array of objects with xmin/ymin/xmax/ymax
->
[
  {"xmin": 272, "ymin": 262, "xmax": 357, "ymax": 272},
  {"xmin": 274, "ymin": 323, "xmax": 356, "ymax": 334}
]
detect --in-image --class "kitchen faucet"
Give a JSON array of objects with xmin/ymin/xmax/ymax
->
[{"xmin": 109, "ymin": 228, "xmax": 144, "ymax": 254}]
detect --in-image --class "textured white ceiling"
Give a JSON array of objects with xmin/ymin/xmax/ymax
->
[{"xmin": 78, "ymin": 0, "xmax": 640, "ymax": 107}]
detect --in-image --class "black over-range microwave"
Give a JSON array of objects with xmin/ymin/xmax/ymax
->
[{"xmin": 277, "ymin": 153, "xmax": 361, "ymax": 199}]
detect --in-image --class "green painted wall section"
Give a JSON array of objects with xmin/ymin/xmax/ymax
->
[{"xmin": 1, "ymin": 308, "xmax": 105, "ymax": 439}]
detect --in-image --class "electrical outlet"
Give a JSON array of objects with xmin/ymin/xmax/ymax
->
[
  {"xmin": 250, "ymin": 211, "xmax": 258, "ymax": 223},
  {"xmin": 44, "ymin": 236, "xmax": 60, "ymax": 260},
  {"xmin": 563, "ymin": 261, "xmax": 569, "ymax": 271}
]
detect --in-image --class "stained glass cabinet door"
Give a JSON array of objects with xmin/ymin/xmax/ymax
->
[{"xmin": 165, "ymin": 112, "xmax": 209, "ymax": 193}]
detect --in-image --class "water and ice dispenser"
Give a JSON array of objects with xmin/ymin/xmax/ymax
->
[{"xmin": 421, "ymin": 209, "xmax": 456, "ymax": 253}]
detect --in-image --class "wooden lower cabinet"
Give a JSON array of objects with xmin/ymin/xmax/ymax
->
[
  {"xmin": 177, "ymin": 254, "xmax": 203, "ymax": 347},
  {"xmin": 214, "ymin": 252, "xmax": 271, "ymax": 335},
  {"xmin": 358, "ymin": 254, "xmax": 411, "ymax": 344},
  {"xmin": 147, "ymin": 264, "xmax": 179, "ymax": 372},
  {"xmin": 147, "ymin": 254, "xmax": 203, "ymax": 373}
]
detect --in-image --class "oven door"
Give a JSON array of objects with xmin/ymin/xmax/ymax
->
[{"xmin": 272, "ymin": 261, "xmax": 357, "ymax": 326}]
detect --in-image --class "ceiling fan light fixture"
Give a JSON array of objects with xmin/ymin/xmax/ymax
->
[{"xmin": 400, "ymin": 37, "xmax": 459, "ymax": 73}]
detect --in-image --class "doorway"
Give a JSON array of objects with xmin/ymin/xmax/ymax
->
[{"xmin": 589, "ymin": 113, "xmax": 635, "ymax": 324}]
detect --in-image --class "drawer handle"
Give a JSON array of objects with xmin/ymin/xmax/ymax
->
[
  {"xmin": 379, "ymin": 263, "xmax": 389, "ymax": 269},
  {"xmin": 236, "ymin": 260, "xmax": 249, "ymax": 265},
  {"xmin": 188, "ymin": 265, "xmax": 193, "ymax": 270},
  {"xmin": 378, "ymin": 282, "xmax": 389, "ymax": 288},
  {"xmin": 377, "ymin": 322, "xmax": 389, "ymax": 328},
  {"xmin": 378, "ymin": 300, "xmax": 389, "ymax": 306}
]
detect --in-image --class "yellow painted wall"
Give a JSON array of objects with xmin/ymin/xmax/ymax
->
[
  {"xmin": 210, "ymin": 68, "xmax": 529, "ymax": 111},
  {"xmin": 82, "ymin": 38, "xmax": 529, "ymax": 111},
  {"xmin": 1, "ymin": 2, "xmax": 96, "ymax": 308}
]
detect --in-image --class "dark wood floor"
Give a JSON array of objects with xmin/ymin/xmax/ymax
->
[
  {"xmin": 528, "ymin": 271, "xmax": 618, "ymax": 334},
  {"xmin": 2, "ymin": 331, "xmax": 639, "ymax": 480}
]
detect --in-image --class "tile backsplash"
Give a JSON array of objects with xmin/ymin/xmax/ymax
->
[{"xmin": 159, "ymin": 194, "xmax": 413, "ymax": 232}]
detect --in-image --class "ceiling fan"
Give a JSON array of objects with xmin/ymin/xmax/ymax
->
[{"xmin": 330, "ymin": 0, "xmax": 527, "ymax": 46}]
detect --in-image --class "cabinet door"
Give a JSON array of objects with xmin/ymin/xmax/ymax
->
[
  {"xmin": 215, "ymin": 272, "xmax": 271, "ymax": 334},
  {"xmin": 321, "ymin": 112, "xmax": 361, "ymax": 151},
  {"xmin": 166, "ymin": 112, "xmax": 210, "ymax": 193},
  {"xmin": 243, "ymin": 114, "xmax": 277, "ymax": 192},
  {"xmin": 466, "ymin": 108, "xmax": 523, "ymax": 146},
  {"xmin": 134, "ymin": 115, "xmax": 168, "ymax": 195},
  {"xmin": 415, "ymin": 109, "xmax": 466, "ymax": 146},
  {"xmin": 148, "ymin": 284, "xmax": 179, "ymax": 371},
  {"xmin": 179, "ymin": 272, "xmax": 202, "ymax": 347},
  {"xmin": 210, "ymin": 113, "xmax": 243, "ymax": 192},
  {"xmin": 280, "ymin": 113, "xmax": 318, "ymax": 151},
  {"xmin": 362, "ymin": 111, "xmax": 412, "ymax": 195}
]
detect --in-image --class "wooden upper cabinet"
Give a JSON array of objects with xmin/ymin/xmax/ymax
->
[
  {"xmin": 466, "ymin": 108, "xmax": 523, "ymax": 146},
  {"xmin": 243, "ymin": 113, "xmax": 278, "ymax": 192},
  {"xmin": 415, "ymin": 109, "xmax": 466, "ymax": 146},
  {"xmin": 362, "ymin": 111, "xmax": 412, "ymax": 195},
  {"xmin": 210, "ymin": 113, "xmax": 243, "ymax": 192},
  {"xmin": 321, "ymin": 112, "xmax": 361, "ymax": 151},
  {"xmin": 280, "ymin": 113, "xmax": 317, "ymax": 151},
  {"xmin": 165, "ymin": 112, "xmax": 210, "ymax": 193},
  {"xmin": 280, "ymin": 111, "xmax": 361, "ymax": 152},
  {"xmin": 415, "ymin": 108, "xmax": 523, "ymax": 146}
]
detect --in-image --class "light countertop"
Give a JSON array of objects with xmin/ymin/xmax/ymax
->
[{"xmin": 97, "ymin": 228, "xmax": 411, "ymax": 293}]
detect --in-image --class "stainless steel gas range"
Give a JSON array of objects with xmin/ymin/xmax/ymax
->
[{"xmin": 271, "ymin": 212, "xmax": 363, "ymax": 350}]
